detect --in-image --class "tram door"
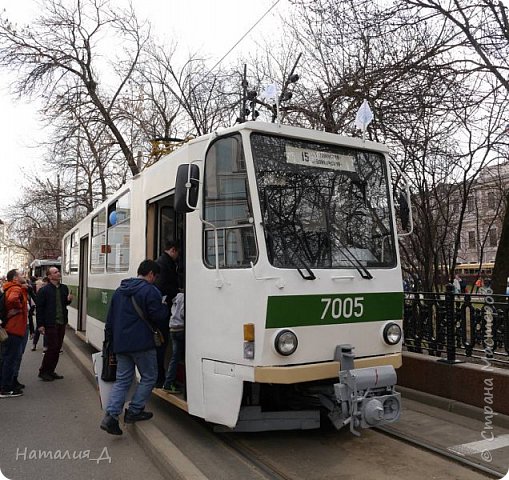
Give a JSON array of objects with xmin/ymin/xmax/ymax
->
[
  {"xmin": 146, "ymin": 193, "xmax": 184, "ymax": 263},
  {"xmin": 77, "ymin": 236, "xmax": 89, "ymax": 332},
  {"xmin": 146, "ymin": 192, "xmax": 186, "ymax": 388}
]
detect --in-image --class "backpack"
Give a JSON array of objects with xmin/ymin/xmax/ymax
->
[{"xmin": 0, "ymin": 290, "xmax": 6, "ymax": 324}]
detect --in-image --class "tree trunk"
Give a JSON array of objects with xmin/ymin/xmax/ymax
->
[{"xmin": 491, "ymin": 193, "xmax": 509, "ymax": 294}]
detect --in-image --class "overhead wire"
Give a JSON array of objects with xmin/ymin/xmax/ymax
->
[{"xmin": 208, "ymin": 0, "xmax": 282, "ymax": 74}]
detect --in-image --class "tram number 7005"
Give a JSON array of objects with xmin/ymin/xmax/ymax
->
[{"xmin": 320, "ymin": 297, "xmax": 364, "ymax": 320}]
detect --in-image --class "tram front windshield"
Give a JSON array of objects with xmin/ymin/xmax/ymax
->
[{"xmin": 250, "ymin": 133, "xmax": 396, "ymax": 270}]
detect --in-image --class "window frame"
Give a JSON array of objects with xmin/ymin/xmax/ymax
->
[
  {"xmin": 202, "ymin": 133, "xmax": 258, "ymax": 269},
  {"xmin": 90, "ymin": 208, "xmax": 107, "ymax": 274},
  {"xmin": 106, "ymin": 191, "xmax": 131, "ymax": 273}
]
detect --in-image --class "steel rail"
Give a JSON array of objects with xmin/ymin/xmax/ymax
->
[
  {"xmin": 216, "ymin": 433, "xmax": 294, "ymax": 480},
  {"xmin": 375, "ymin": 425, "xmax": 507, "ymax": 479}
]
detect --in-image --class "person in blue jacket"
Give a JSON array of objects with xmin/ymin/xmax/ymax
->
[{"xmin": 100, "ymin": 259, "xmax": 169, "ymax": 436}]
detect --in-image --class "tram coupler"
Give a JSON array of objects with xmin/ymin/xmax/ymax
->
[{"xmin": 326, "ymin": 345, "xmax": 401, "ymax": 435}]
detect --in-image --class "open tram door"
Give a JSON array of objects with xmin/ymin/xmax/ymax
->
[
  {"xmin": 77, "ymin": 235, "xmax": 89, "ymax": 333},
  {"xmin": 146, "ymin": 192, "xmax": 188, "ymax": 409}
]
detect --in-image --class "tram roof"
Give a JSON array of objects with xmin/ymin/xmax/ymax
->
[
  {"xmin": 184, "ymin": 121, "xmax": 390, "ymax": 154},
  {"xmin": 30, "ymin": 258, "xmax": 61, "ymax": 267},
  {"xmin": 63, "ymin": 121, "xmax": 391, "ymax": 238}
]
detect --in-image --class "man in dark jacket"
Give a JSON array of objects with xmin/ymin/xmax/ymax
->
[
  {"xmin": 154, "ymin": 240, "xmax": 180, "ymax": 386},
  {"xmin": 100, "ymin": 259, "xmax": 168, "ymax": 436},
  {"xmin": 36, "ymin": 267, "xmax": 72, "ymax": 382}
]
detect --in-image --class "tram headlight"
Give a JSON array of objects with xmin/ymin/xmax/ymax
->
[
  {"xmin": 382, "ymin": 322, "xmax": 402, "ymax": 345},
  {"xmin": 274, "ymin": 329, "xmax": 298, "ymax": 356}
]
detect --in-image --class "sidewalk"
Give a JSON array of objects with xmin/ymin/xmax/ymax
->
[{"xmin": 0, "ymin": 330, "xmax": 164, "ymax": 480}]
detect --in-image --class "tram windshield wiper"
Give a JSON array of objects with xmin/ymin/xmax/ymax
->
[
  {"xmin": 263, "ymin": 222, "xmax": 316, "ymax": 280},
  {"xmin": 331, "ymin": 232, "xmax": 373, "ymax": 280}
]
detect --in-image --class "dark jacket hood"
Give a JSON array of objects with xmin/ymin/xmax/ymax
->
[{"xmin": 117, "ymin": 277, "xmax": 150, "ymax": 296}]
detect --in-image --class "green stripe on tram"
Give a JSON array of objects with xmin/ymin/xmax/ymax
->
[
  {"xmin": 266, "ymin": 292, "xmax": 403, "ymax": 328},
  {"xmin": 87, "ymin": 287, "xmax": 115, "ymax": 323},
  {"xmin": 67, "ymin": 285, "xmax": 114, "ymax": 323}
]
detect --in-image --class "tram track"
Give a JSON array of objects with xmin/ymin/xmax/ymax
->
[
  {"xmin": 216, "ymin": 433, "xmax": 294, "ymax": 480},
  {"xmin": 375, "ymin": 425, "xmax": 506, "ymax": 479},
  {"xmin": 217, "ymin": 424, "xmax": 507, "ymax": 480}
]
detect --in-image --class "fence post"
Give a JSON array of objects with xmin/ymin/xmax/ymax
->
[{"xmin": 438, "ymin": 284, "xmax": 462, "ymax": 364}]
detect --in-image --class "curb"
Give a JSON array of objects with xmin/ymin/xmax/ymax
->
[
  {"xmin": 398, "ymin": 385, "xmax": 509, "ymax": 430},
  {"xmin": 63, "ymin": 333, "xmax": 208, "ymax": 480}
]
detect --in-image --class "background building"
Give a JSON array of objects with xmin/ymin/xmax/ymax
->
[
  {"xmin": 456, "ymin": 162, "xmax": 509, "ymax": 265},
  {"xmin": 0, "ymin": 220, "xmax": 31, "ymax": 276}
]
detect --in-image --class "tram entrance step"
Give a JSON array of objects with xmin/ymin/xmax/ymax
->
[{"xmin": 214, "ymin": 406, "xmax": 320, "ymax": 432}]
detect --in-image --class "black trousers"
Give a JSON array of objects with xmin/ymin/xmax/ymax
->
[{"xmin": 155, "ymin": 324, "xmax": 169, "ymax": 385}]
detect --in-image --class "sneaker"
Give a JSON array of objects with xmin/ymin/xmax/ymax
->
[
  {"xmin": 162, "ymin": 384, "xmax": 181, "ymax": 394},
  {"xmin": 124, "ymin": 409, "xmax": 153, "ymax": 424},
  {"xmin": 13, "ymin": 380, "xmax": 25, "ymax": 389},
  {"xmin": 50, "ymin": 372, "xmax": 64, "ymax": 380},
  {"xmin": 38, "ymin": 372, "xmax": 55, "ymax": 382},
  {"xmin": 100, "ymin": 414, "xmax": 123, "ymax": 435},
  {"xmin": 0, "ymin": 390, "xmax": 23, "ymax": 398}
]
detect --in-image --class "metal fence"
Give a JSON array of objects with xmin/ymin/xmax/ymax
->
[{"xmin": 403, "ymin": 285, "xmax": 509, "ymax": 366}]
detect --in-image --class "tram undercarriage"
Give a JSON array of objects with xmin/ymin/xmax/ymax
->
[{"xmin": 231, "ymin": 346, "xmax": 401, "ymax": 434}]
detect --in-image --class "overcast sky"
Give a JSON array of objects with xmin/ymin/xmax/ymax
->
[{"xmin": 0, "ymin": 0, "xmax": 284, "ymax": 216}]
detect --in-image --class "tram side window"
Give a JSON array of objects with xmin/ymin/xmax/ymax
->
[
  {"xmin": 63, "ymin": 236, "xmax": 71, "ymax": 274},
  {"xmin": 70, "ymin": 230, "xmax": 79, "ymax": 273},
  {"xmin": 159, "ymin": 206, "xmax": 175, "ymax": 253},
  {"xmin": 203, "ymin": 135, "xmax": 257, "ymax": 268},
  {"xmin": 91, "ymin": 209, "xmax": 107, "ymax": 274},
  {"xmin": 106, "ymin": 192, "xmax": 131, "ymax": 273}
]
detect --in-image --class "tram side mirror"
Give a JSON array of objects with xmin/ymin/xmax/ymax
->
[
  {"xmin": 393, "ymin": 185, "xmax": 413, "ymax": 236},
  {"xmin": 399, "ymin": 192, "xmax": 410, "ymax": 231},
  {"xmin": 175, "ymin": 164, "xmax": 200, "ymax": 213},
  {"xmin": 390, "ymin": 159, "xmax": 413, "ymax": 237}
]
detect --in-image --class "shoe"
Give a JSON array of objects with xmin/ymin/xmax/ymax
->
[
  {"xmin": 162, "ymin": 384, "xmax": 181, "ymax": 394},
  {"xmin": 50, "ymin": 372, "xmax": 64, "ymax": 380},
  {"xmin": 13, "ymin": 379, "xmax": 25, "ymax": 389},
  {"xmin": 154, "ymin": 381, "xmax": 164, "ymax": 389},
  {"xmin": 124, "ymin": 409, "xmax": 154, "ymax": 424},
  {"xmin": 0, "ymin": 390, "xmax": 23, "ymax": 398},
  {"xmin": 100, "ymin": 414, "xmax": 123, "ymax": 435},
  {"xmin": 38, "ymin": 372, "xmax": 55, "ymax": 382}
]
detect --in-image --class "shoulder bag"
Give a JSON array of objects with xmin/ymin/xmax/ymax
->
[
  {"xmin": 101, "ymin": 338, "xmax": 117, "ymax": 382},
  {"xmin": 130, "ymin": 296, "xmax": 164, "ymax": 347},
  {"xmin": 0, "ymin": 326, "xmax": 8, "ymax": 343}
]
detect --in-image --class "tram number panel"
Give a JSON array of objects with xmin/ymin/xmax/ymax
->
[{"xmin": 320, "ymin": 297, "xmax": 364, "ymax": 320}]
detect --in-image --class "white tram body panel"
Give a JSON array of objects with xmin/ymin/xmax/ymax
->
[{"xmin": 63, "ymin": 121, "xmax": 405, "ymax": 432}]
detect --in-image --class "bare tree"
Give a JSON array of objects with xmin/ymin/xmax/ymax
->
[
  {"xmin": 136, "ymin": 43, "xmax": 239, "ymax": 141},
  {"xmin": 6, "ymin": 174, "xmax": 76, "ymax": 259},
  {"xmin": 391, "ymin": 0, "xmax": 509, "ymax": 292},
  {"xmin": 0, "ymin": 0, "xmax": 150, "ymax": 176}
]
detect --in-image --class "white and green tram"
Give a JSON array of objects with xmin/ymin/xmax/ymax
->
[{"xmin": 62, "ymin": 121, "xmax": 407, "ymax": 433}]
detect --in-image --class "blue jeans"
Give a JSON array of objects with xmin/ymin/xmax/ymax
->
[
  {"xmin": 106, "ymin": 349, "xmax": 157, "ymax": 418},
  {"xmin": 164, "ymin": 331, "xmax": 185, "ymax": 386},
  {"xmin": 14, "ymin": 327, "xmax": 29, "ymax": 378},
  {"xmin": 0, "ymin": 335, "xmax": 24, "ymax": 391}
]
